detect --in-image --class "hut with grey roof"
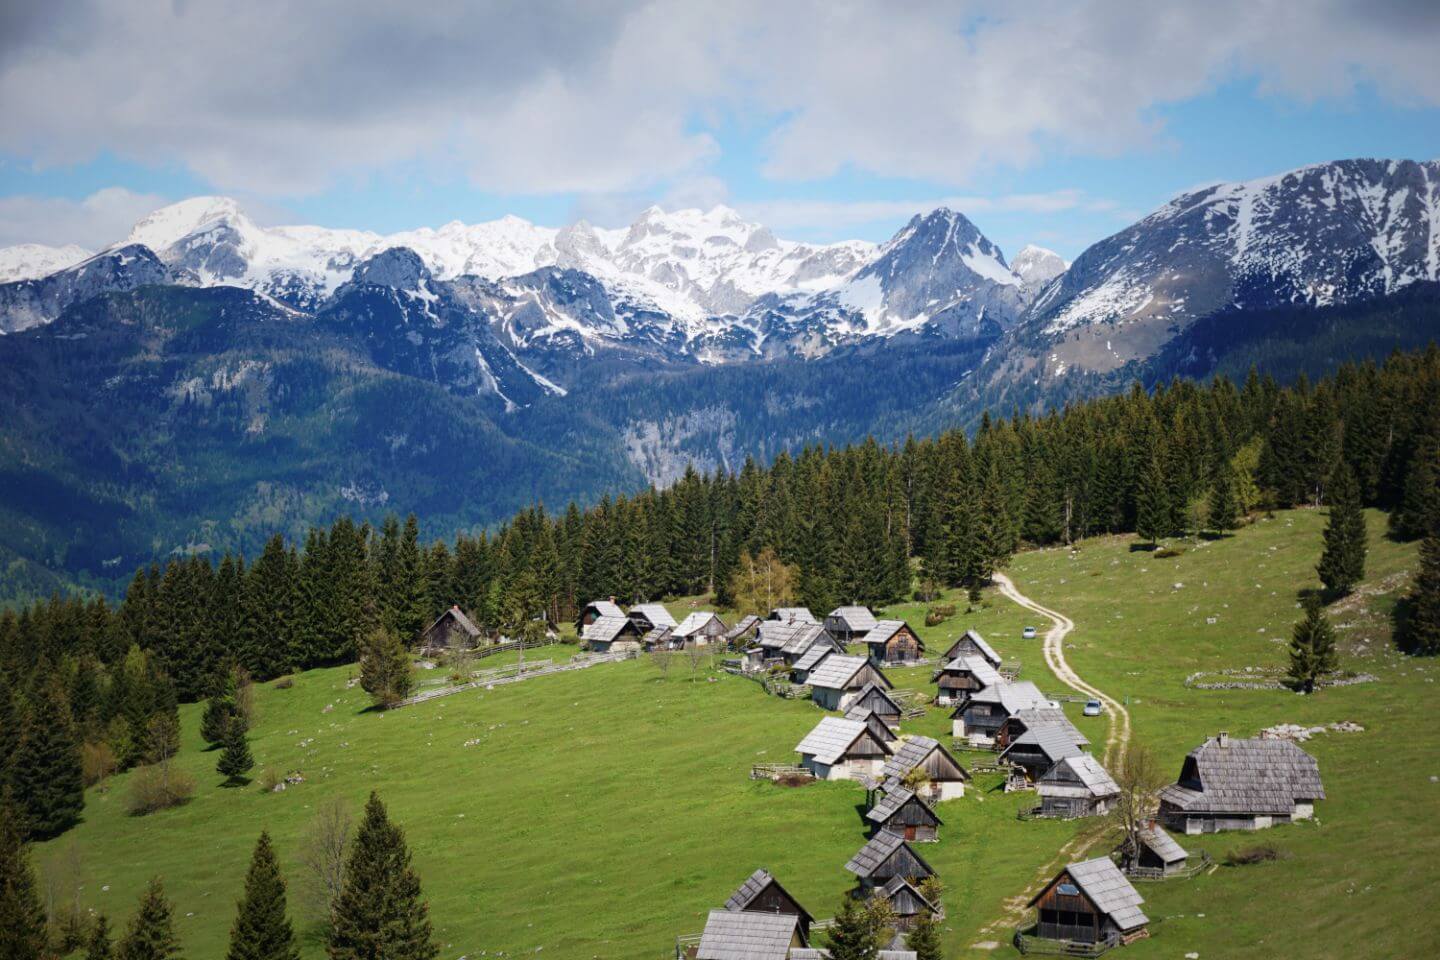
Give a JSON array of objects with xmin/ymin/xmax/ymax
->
[
  {"xmin": 849, "ymin": 682, "xmax": 903, "ymax": 728},
  {"xmin": 844, "ymin": 831, "xmax": 935, "ymax": 893},
  {"xmin": 577, "ymin": 599, "xmax": 625, "ymax": 630},
  {"xmin": 881, "ymin": 736, "xmax": 970, "ymax": 801},
  {"xmin": 998, "ymin": 725, "xmax": 1086, "ymax": 780},
  {"xmin": 1158, "ymin": 731, "xmax": 1324, "ymax": 833},
  {"xmin": 795, "ymin": 716, "xmax": 893, "ymax": 781},
  {"xmin": 723, "ymin": 869, "xmax": 814, "ymax": 939},
  {"xmin": 824, "ymin": 605, "xmax": 879, "ymax": 644},
  {"xmin": 581, "ymin": 614, "xmax": 643, "ymax": 653},
  {"xmin": 874, "ymin": 875, "xmax": 942, "ymax": 930},
  {"xmin": 844, "ymin": 702, "xmax": 899, "ymax": 745},
  {"xmin": 932, "ymin": 654, "xmax": 1001, "ymax": 705},
  {"xmin": 674, "ymin": 611, "xmax": 728, "ymax": 644},
  {"xmin": 1036, "ymin": 755, "xmax": 1121, "ymax": 819},
  {"xmin": 861, "ymin": 620, "xmax": 925, "ymax": 665},
  {"xmin": 724, "ymin": 614, "xmax": 762, "ymax": 646},
  {"xmin": 628, "ymin": 602, "xmax": 677, "ymax": 632},
  {"xmin": 790, "ymin": 641, "xmax": 837, "ymax": 684},
  {"xmin": 1120, "ymin": 823, "xmax": 1190, "ymax": 878},
  {"xmin": 778, "ymin": 623, "xmax": 836, "ymax": 665},
  {"xmin": 941, "ymin": 628, "xmax": 1002, "ymax": 667},
  {"xmin": 695, "ymin": 909, "xmax": 806, "ymax": 960},
  {"xmin": 807, "ymin": 655, "xmax": 891, "ymax": 711},
  {"xmin": 865, "ymin": 784, "xmax": 942, "ymax": 842},
  {"xmin": 641, "ymin": 625, "xmax": 676, "ymax": 650},
  {"xmin": 418, "ymin": 605, "xmax": 482, "ymax": 652},
  {"xmin": 951, "ymin": 680, "xmax": 1049, "ymax": 742},
  {"xmin": 1025, "ymin": 857, "xmax": 1149, "ymax": 948},
  {"xmin": 996, "ymin": 707, "xmax": 1089, "ymax": 751},
  {"xmin": 768, "ymin": 607, "xmax": 817, "ymax": 624}
]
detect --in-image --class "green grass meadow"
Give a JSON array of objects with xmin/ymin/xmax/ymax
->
[{"xmin": 32, "ymin": 508, "xmax": 1440, "ymax": 959}]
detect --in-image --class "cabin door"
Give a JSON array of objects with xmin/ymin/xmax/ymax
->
[{"xmin": 904, "ymin": 825, "xmax": 917, "ymax": 840}]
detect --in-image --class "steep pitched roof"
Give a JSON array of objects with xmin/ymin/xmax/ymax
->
[
  {"xmin": 675, "ymin": 611, "xmax": 726, "ymax": 638},
  {"xmin": 1030, "ymin": 858, "xmax": 1148, "ymax": 932},
  {"xmin": 844, "ymin": 831, "xmax": 934, "ymax": 880},
  {"xmin": 723, "ymin": 869, "xmax": 814, "ymax": 924},
  {"xmin": 584, "ymin": 599, "xmax": 625, "ymax": 620},
  {"xmin": 881, "ymin": 736, "xmax": 970, "ymax": 783},
  {"xmin": 758, "ymin": 620, "xmax": 805, "ymax": 650},
  {"xmin": 1159, "ymin": 735, "xmax": 1325, "ymax": 815},
  {"xmin": 862, "ymin": 620, "xmax": 923, "ymax": 650},
  {"xmin": 724, "ymin": 615, "xmax": 762, "ymax": 642},
  {"xmin": 936, "ymin": 654, "xmax": 1001, "ymax": 688},
  {"xmin": 1008, "ymin": 706, "xmax": 1090, "ymax": 748},
  {"xmin": 944, "ymin": 628, "xmax": 1001, "ymax": 664},
  {"xmin": 1038, "ymin": 754, "xmax": 1120, "ymax": 798},
  {"xmin": 879, "ymin": 875, "xmax": 939, "ymax": 914},
  {"xmin": 1000, "ymin": 725, "xmax": 1085, "ymax": 764},
  {"xmin": 641, "ymin": 625, "xmax": 674, "ymax": 647},
  {"xmin": 629, "ymin": 603, "xmax": 677, "ymax": 629},
  {"xmin": 851, "ymin": 681, "xmax": 902, "ymax": 716},
  {"xmin": 959, "ymin": 680, "xmax": 1048, "ymax": 714},
  {"xmin": 827, "ymin": 606, "xmax": 878, "ymax": 633},
  {"xmin": 1138, "ymin": 823, "xmax": 1188, "ymax": 864},
  {"xmin": 806, "ymin": 655, "xmax": 883, "ymax": 691},
  {"xmin": 780, "ymin": 623, "xmax": 829, "ymax": 656},
  {"xmin": 422, "ymin": 606, "xmax": 481, "ymax": 639},
  {"xmin": 581, "ymin": 615, "xmax": 635, "ymax": 644},
  {"xmin": 864, "ymin": 785, "xmax": 942, "ymax": 826},
  {"xmin": 769, "ymin": 607, "xmax": 817, "ymax": 624},
  {"xmin": 793, "ymin": 643, "xmax": 835, "ymax": 675},
  {"xmin": 696, "ymin": 909, "xmax": 800, "ymax": 960},
  {"xmin": 795, "ymin": 717, "xmax": 887, "ymax": 766}
]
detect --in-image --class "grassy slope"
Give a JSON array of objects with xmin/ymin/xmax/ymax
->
[{"xmin": 35, "ymin": 509, "xmax": 1438, "ymax": 959}]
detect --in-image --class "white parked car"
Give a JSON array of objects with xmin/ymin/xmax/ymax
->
[
  {"xmin": 1083, "ymin": 699, "xmax": 1103, "ymax": 716},
  {"xmin": 1022, "ymin": 626, "xmax": 1037, "ymax": 639}
]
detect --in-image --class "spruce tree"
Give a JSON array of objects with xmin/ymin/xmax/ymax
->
[
  {"xmin": 201, "ymin": 690, "xmax": 239, "ymax": 749},
  {"xmin": 9, "ymin": 677, "xmax": 85, "ymax": 839},
  {"xmin": 904, "ymin": 907, "xmax": 943, "ymax": 960},
  {"xmin": 0, "ymin": 791, "xmax": 48, "ymax": 960},
  {"xmin": 87, "ymin": 914, "xmax": 114, "ymax": 960},
  {"xmin": 1402, "ymin": 532, "xmax": 1440, "ymax": 656},
  {"xmin": 216, "ymin": 717, "xmax": 254, "ymax": 785},
  {"xmin": 1134, "ymin": 452, "xmax": 1171, "ymax": 548},
  {"xmin": 1288, "ymin": 596, "xmax": 1339, "ymax": 693},
  {"xmin": 1207, "ymin": 464, "xmax": 1240, "ymax": 533},
  {"xmin": 116, "ymin": 878, "xmax": 181, "ymax": 960},
  {"xmin": 326, "ymin": 793, "xmax": 437, "ymax": 960},
  {"xmin": 226, "ymin": 832, "xmax": 298, "ymax": 960},
  {"xmin": 825, "ymin": 894, "xmax": 878, "ymax": 960},
  {"xmin": 1317, "ymin": 462, "xmax": 1367, "ymax": 598}
]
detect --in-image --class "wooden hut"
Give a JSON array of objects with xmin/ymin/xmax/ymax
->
[
  {"xmin": 723, "ymin": 615, "xmax": 762, "ymax": 647},
  {"xmin": 861, "ymin": 620, "xmax": 925, "ymax": 665},
  {"xmin": 845, "ymin": 702, "xmax": 899, "ymax": 745},
  {"xmin": 790, "ymin": 642, "xmax": 836, "ymax": 685},
  {"xmin": 932, "ymin": 654, "xmax": 1001, "ymax": 705},
  {"xmin": 998, "ymin": 726, "xmax": 1085, "ymax": 781},
  {"xmin": 865, "ymin": 785, "xmax": 942, "ymax": 842},
  {"xmin": 1158, "ymin": 732, "xmax": 1324, "ymax": 834},
  {"xmin": 418, "ymin": 606, "xmax": 482, "ymax": 652},
  {"xmin": 806, "ymin": 655, "xmax": 892, "ymax": 712},
  {"xmin": 723, "ymin": 869, "xmax": 814, "ymax": 940},
  {"xmin": 951, "ymin": 680, "xmax": 1049, "ymax": 743},
  {"xmin": 674, "ymin": 611, "xmax": 728, "ymax": 645},
  {"xmin": 768, "ymin": 607, "xmax": 817, "ymax": 624},
  {"xmin": 824, "ymin": 606, "xmax": 879, "ymax": 644},
  {"xmin": 1036, "ymin": 755, "xmax": 1120, "ymax": 818},
  {"xmin": 577, "ymin": 598, "xmax": 624, "ymax": 630},
  {"xmin": 1026, "ymin": 858, "xmax": 1149, "ymax": 947},
  {"xmin": 628, "ymin": 603, "xmax": 677, "ymax": 632},
  {"xmin": 874, "ymin": 876, "xmax": 941, "ymax": 930},
  {"xmin": 995, "ymin": 707, "xmax": 1089, "ymax": 752},
  {"xmin": 581, "ymin": 615, "xmax": 644, "ymax": 652},
  {"xmin": 844, "ymin": 831, "xmax": 935, "ymax": 893},
  {"xmin": 640, "ymin": 625, "xmax": 676, "ymax": 650},
  {"xmin": 780, "ymin": 624, "xmax": 835, "ymax": 664},
  {"xmin": 795, "ymin": 716, "xmax": 893, "ymax": 781},
  {"xmin": 940, "ymin": 628, "xmax": 1002, "ymax": 667},
  {"xmin": 880, "ymin": 736, "xmax": 970, "ymax": 801},
  {"xmin": 695, "ymin": 909, "xmax": 805, "ymax": 960},
  {"xmin": 1121, "ymin": 823, "xmax": 1190, "ymax": 878}
]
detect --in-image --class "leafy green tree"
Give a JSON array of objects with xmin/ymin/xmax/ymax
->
[
  {"xmin": 0, "ymin": 790, "xmax": 48, "ymax": 960},
  {"xmin": 1288, "ymin": 596, "xmax": 1339, "ymax": 693},
  {"xmin": 116, "ymin": 878, "xmax": 181, "ymax": 960},
  {"xmin": 9, "ymin": 678, "xmax": 85, "ymax": 839},
  {"xmin": 1401, "ymin": 532, "xmax": 1440, "ymax": 656},
  {"xmin": 216, "ymin": 717, "xmax": 254, "ymax": 785},
  {"xmin": 1317, "ymin": 462, "xmax": 1367, "ymax": 597},
  {"xmin": 86, "ymin": 914, "xmax": 114, "ymax": 960},
  {"xmin": 226, "ymin": 832, "xmax": 299, "ymax": 960},
  {"xmin": 326, "ymin": 793, "xmax": 438, "ymax": 960}
]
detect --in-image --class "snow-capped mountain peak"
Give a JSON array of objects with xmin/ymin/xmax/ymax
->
[
  {"xmin": 0, "ymin": 243, "xmax": 92, "ymax": 284},
  {"xmin": 1010, "ymin": 244, "xmax": 1069, "ymax": 288}
]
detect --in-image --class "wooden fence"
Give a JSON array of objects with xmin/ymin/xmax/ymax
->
[
  {"xmin": 390, "ymin": 650, "xmax": 635, "ymax": 708},
  {"xmin": 750, "ymin": 762, "xmax": 811, "ymax": 781}
]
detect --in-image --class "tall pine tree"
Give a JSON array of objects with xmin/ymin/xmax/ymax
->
[
  {"xmin": 1288, "ymin": 596, "xmax": 1339, "ymax": 693},
  {"xmin": 9, "ymin": 677, "xmax": 85, "ymax": 839},
  {"xmin": 1402, "ymin": 532, "xmax": 1440, "ymax": 656},
  {"xmin": 116, "ymin": 878, "xmax": 181, "ymax": 960},
  {"xmin": 1316, "ymin": 461, "xmax": 1367, "ymax": 598},
  {"xmin": 216, "ymin": 717, "xmax": 254, "ymax": 785},
  {"xmin": 226, "ymin": 832, "xmax": 299, "ymax": 960},
  {"xmin": 327, "ymin": 793, "xmax": 437, "ymax": 960},
  {"xmin": 0, "ymin": 790, "xmax": 48, "ymax": 960}
]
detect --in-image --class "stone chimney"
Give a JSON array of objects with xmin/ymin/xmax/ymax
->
[{"xmin": 1217, "ymin": 731, "xmax": 1230, "ymax": 748}]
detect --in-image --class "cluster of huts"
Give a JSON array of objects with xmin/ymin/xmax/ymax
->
[{"xmin": 576, "ymin": 597, "xmax": 732, "ymax": 652}]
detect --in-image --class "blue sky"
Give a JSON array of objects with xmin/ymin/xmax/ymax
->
[{"xmin": 1, "ymin": 1, "xmax": 1437, "ymax": 260}]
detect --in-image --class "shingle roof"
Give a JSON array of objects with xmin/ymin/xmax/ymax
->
[
  {"xmin": 880, "ymin": 875, "xmax": 938, "ymax": 912},
  {"xmin": 1159, "ymin": 735, "xmax": 1325, "ymax": 815},
  {"xmin": 585, "ymin": 599, "xmax": 625, "ymax": 620},
  {"xmin": 936, "ymin": 654, "xmax": 1001, "ymax": 688},
  {"xmin": 864, "ymin": 785, "xmax": 942, "ymax": 826},
  {"xmin": 881, "ymin": 736, "xmax": 969, "ymax": 783},
  {"xmin": 963, "ymin": 680, "xmax": 1048, "ymax": 714},
  {"xmin": 946, "ymin": 628, "xmax": 1001, "ymax": 664},
  {"xmin": 851, "ymin": 681, "xmax": 902, "ymax": 716},
  {"xmin": 581, "ymin": 615, "xmax": 634, "ymax": 644},
  {"xmin": 675, "ymin": 611, "xmax": 725, "ymax": 638},
  {"xmin": 1038, "ymin": 754, "xmax": 1120, "ymax": 798},
  {"xmin": 805, "ymin": 655, "xmax": 876, "ymax": 691},
  {"xmin": 770, "ymin": 607, "xmax": 817, "ymax": 624},
  {"xmin": 696, "ymin": 909, "xmax": 799, "ymax": 960},
  {"xmin": 795, "ymin": 717, "xmax": 883, "ymax": 766},
  {"xmin": 629, "ymin": 603, "xmax": 677, "ymax": 629},
  {"xmin": 781, "ymin": 624, "xmax": 829, "ymax": 656},
  {"xmin": 1000, "ymin": 725, "xmax": 1085, "ymax": 764},
  {"xmin": 827, "ymin": 606, "xmax": 878, "ymax": 632},
  {"xmin": 793, "ymin": 643, "xmax": 835, "ymax": 675},
  {"xmin": 862, "ymin": 620, "xmax": 923, "ymax": 650},
  {"xmin": 1032, "ymin": 858, "xmax": 1148, "ymax": 932},
  {"xmin": 1138, "ymin": 823, "xmax": 1188, "ymax": 864},
  {"xmin": 844, "ymin": 831, "xmax": 934, "ymax": 880},
  {"xmin": 1009, "ymin": 707, "xmax": 1089, "ymax": 748},
  {"xmin": 724, "ymin": 615, "xmax": 762, "ymax": 642},
  {"xmin": 758, "ymin": 620, "xmax": 806, "ymax": 650},
  {"xmin": 423, "ymin": 606, "xmax": 481, "ymax": 639},
  {"xmin": 723, "ymin": 869, "xmax": 814, "ymax": 924},
  {"xmin": 641, "ymin": 625, "xmax": 673, "ymax": 646}
]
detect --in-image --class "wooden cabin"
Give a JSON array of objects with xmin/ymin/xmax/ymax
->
[
  {"xmin": 806, "ymin": 655, "xmax": 892, "ymax": 712},
  {"xmin": 844, "ymin": 831, "xmax": 935, "ymax": 894},
  {"xmin": 998, "ymin": 726, "xmax": 1085, "ymax": 781},
  {"xmin": 865, "ymin": 785, "xmax": 942, "ymax": 842},
  {"xmin": 790, "ymin": 641, "xmax": 836, "ymax": 684},
  {"xmin": 932, "ymin": 654, "xmax": 1001, "ymax": 705},
  {"xmin": 696, "ymin": 909, "xmax": 805, "ymax": 960},
  {"xmin": 873, "ymin": 876, "xmax": 941, "ymax": 930},
  {"xmin": 824, "ymin": 606, "xmax": 878, "ymax": 644},
  {"xmin": 795, "ymin": 717, "xmax": 893, "ymax": 781},
  {"xmin": 674, "ymin": 611, "xmax": 728, "ymax": 645},
  {"xmin": 577, "ymin": 598, "xmax": 624, "ymax": 630},
  {"xmin": 580, "ymin": 614, "xmax": 644, "ymax": 652},
  {"xmin": 640, "ymin": 625, "xmax": 676, "ymax": 650},
  {"xmin": 723, "ymin": 615, "xmax": 762, "ymax": 647},
  {"xmin": 1026, "ymin": 858, "xmax": 1149, "ymax": 947},
  {"xmin": 844, "ymin": 703, "xmax": 899, "ymax": 745},
  {"xmin": 1036, "ymin": 755, "xmax": 1120, "ymax": 819},
  {"xmin": 940, "ymin": 628, "xmax": 1002, "ymax": 667},
  {"xmin": 418, "ymin": 606, "xmax": 482, "ymax": 652},
  {"xmin": 995, "ymin": 707, "xmax": 1089, "ymax": 752},
  {"xmin": 1120, "ymin": 823, "xmax": 1190, "ymax": 878},
  {"xmin": 861, "ymin": 620, "xmax": 925, "ymax": 665},
  {"xmin": 849, "ymin": 682, "xmax": 903, "ymax": 729},
  {"xmin": 768, "ymin": 607, "xmax": 817, "ymax": 624},
  {"xmin": 780, "ymin": 624, "xmax": 836, "ymax": 665},
  {"xmin": 880, "ymin": 736, "xmax": 970, "ymax": 801},
  {"xmin": 1158, "ymin": 732, "xmax": 1324, "ymax": 834},
  {"xmin": 950, "ymin": 680, "xmax": 1049, "ymax": 743},
  {"xmin": 723, "ymin": 869, "xmax": 814, "ymax": 940},
  {"xmin": 627, "ymin": 603, "xmax": 677, "ymax": 632}
]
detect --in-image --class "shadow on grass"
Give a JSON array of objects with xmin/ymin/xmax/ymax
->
[{"xmin": 1128, "ymin": 542, "xmax": 1158, "ymax": 553}]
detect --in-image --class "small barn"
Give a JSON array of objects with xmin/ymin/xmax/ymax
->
[
  {"xmin": 695, "ymin": 909, "xmax": 806, "ymax": 960},
  {"xmin": 874, "ymin": 875, "xmax": 941, "ymax": 930},
  {"xmin": 723, "ymin": 869, "xmax": 814, "ymax": 940},
  {"xmin": 790, "ymin": 642, "xmax": 836, "ymax": 684},
  {"xmin": 418, "ymin": 606, "xmax": 482, "ymax": 652},
  {"xmin": 1120, "ymin": 823, "xmax": 1190, "ymax": 878},
  {"xmin": 941, "ymin": 628, "xmax": 1002, "ymax": 667},
  {"xmin": 825, "ymin": 606, "xmax": 879, "ymax": 644},
  {"xmin": 779, "ymin": 623, "xmax": 835, "ymax": 664},
  {"xmin": 865, "ymin": 785, "xmax": 942, "ymax": 842},
  {"xmin": 628, "ymin": 603, "xmax": 677, "ymax": 632},
  {"xmin": 768, "ymin": 607, "xmax": 817, "ymax": 624},
  {"xmin": 861, "ymin": 620, "xmax": 926, "ymax": 665},
  {"xmin": 999, "ymin": 726, "xmax": 1085, "ymax": 780},
  {"xmin": 806, "ymin": 655, "xmax": 892, "ymax": 712},
  {"xmin": 996, "ymin": 707, "xmax": 1089, "ymax": 752},
  {"xmin": 640, "ymin": 625, "xmax": 676, "ymax": 650},
  {"xmin": 757, "ymin": 620, "xmax": 801, "ymax": 660},
  {"xmin": 1026, "ymin": 858, "xmax": 1149, "ymax": 947},
  {"xmin": 581, "ymin": 615, "xmax": 644, "ymax": 652},
  {"xmin": 932, "ymin": 654, "xmax": 1001, "ymax": 705},
  {"xmin": 849, "ymin": 682, "xmax": 903, "ymax": 729},
  {"xmin": 795, "ymin": 716, "xmax": 893, "ymax": 781},
  {"xmin": 674, "ymin": 611, "xmax": 728, "ymax": 645},
  {"xmin": 1036, "ymin": 754, "xmax": 1120, "ymax": 819},
  {"xmin": 951, "ymin": 680, "xmax": 1049, "ymax": 742},
  {"xmin": 724, "ymin": 615, "xmax": 762, "ymax": 646},
  {"xmin": 844, "ymin": 831, "xmax": 936, "ymax": 893},
  {"xmin": 1158, "ymin": 732, "xmax": 1325, "ymax": 833},
  {"xmin": 844, "ymin": 702, "xmax": 899, "ymax": 745},
  {"xmin": 880, "ymin": 736, "xmax": 970, "ymax": 801},
  {"xmin": 577, "ymin": 599, "xmax": 625, "ymax": 630}
]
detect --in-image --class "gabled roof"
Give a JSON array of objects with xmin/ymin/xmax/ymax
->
[
  {"xmin": 769, "ymin": 607, "xmax": 817, "ymax": 624},
  {"xmin": 1138, "ymin": 823, "xmax": 1188, "ymax": 863},
  {"xmin": 1039, "ymin": 754, "xmax": 1120, "ymax": 798},
  {"xmin": 806, "ymin": 655, "xmax": 884, "ymax": 691},
  {"xmin": 780, "ymin": 624, "xmax": 829, "ymax": 656},
  {"xmin": 879, "ymin": 875, "xmax": 939, "ymax": 914},
  {"xmin": 641, "ymin": 625, "xmax": 674, "ymax": 647},
  {"xmin": 581, "ymin": 615, "xmax": 636, "ymax": 644},
  {"xmin": 758, "ymin": 620, "xmax": 806, "ymax": 650},
  {"xmin": 862, "ymin": 620, "xmax": 923, "ymax": 650},
  {"xmin": 675, "ymin": 611, "xmax": 726, "ymax": 637},
  {"xmin": 881, "ymin": 736, "xmax": 970, "ymax": 783},
  {"xmin": 795, "ymin": 717, "xmax": 887, "ymax": 766},
  {"xmin": 793, "ymin": 643, "xmax": 835, "ymax": 675},
  {"xmin": 584, "ymin": 599, "xmax": 625, "ymax": 620},
  {"xmin": 1008, "ymin": 707, "xmax": 1090, "ymax": 748},
  {"xmin": 864, "ymin": 785, "xmax": 942, "ymax": 826},
  {"xmin": 1159, "ymin": 735, "xmax": 1325, "ymax": 815},
  {"xmin": 723, "ymin": 869, "xmax": 815, "ymax": 925},
  {"xmin": 696, "ymin": 909, "xmax": 800, "ymax": 960},
  {"xmin": 945, "ymin": 628, "xmax": 1001, "ymax": 664},
  {"xmin": 826, "ymin": 606, "xmax": 878, "ymax": 633},
  {"xmin": 851, "ymin": 681, "xmax": 902, "ymax": 716},
  {"xmin": 958, "ymin": 680, "xmax": 1048, "ymax": 714},
  {"xmin": 629, "ymin": 603, "xmax": 677, "ymax": 629},
  {"xmin": 844, "ymin": 831, "xmax": 934, "ymax": 880},
  {"xmin": 1000, "ymin": 725, "xmax": 1085, "ymax": 764},
  {"xmin": 422, "ymin": 606, "xmax": 481, "ymax": 639},
  {"xmin": 724, "ymin": 615, "xmax": 762, "ymax": 642},
  {"xmin": 936, "ymin": 654, "xmax": 1001, "ymax": 688},
  {"xmin": 1030, "ymin": 858, "xmax": 1148, "ymax": 932}
]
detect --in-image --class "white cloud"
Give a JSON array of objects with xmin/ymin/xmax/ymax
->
[
  {"xmin": 0, "ymin": 187, "xmax": 169, "ymax": 248},
  {"xmin": 0, "ymin": 0, "xmax": 1435, "ymax": 198},
  {"xmin": 737, "ymin": 191, "xmax": 1119, "ymax": 235}
]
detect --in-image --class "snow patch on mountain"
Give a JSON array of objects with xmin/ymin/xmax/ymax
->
[{"xmin": 0, "ymin": 243, "xmax": 91, "ymax": 284}]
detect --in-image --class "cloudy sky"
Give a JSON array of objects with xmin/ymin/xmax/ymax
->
[{"xmin": 1, "ymin": 0, "xmax": 1438, "ymax": 259}]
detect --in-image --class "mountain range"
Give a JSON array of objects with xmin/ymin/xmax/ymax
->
[{"xmin": 0, "ymin": 157, "xmax": 1437, "ymax": 599}]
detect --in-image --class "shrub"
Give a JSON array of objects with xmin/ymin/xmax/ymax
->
[
  {"xmin": 1225, "ymin": 844, "xmax": 1288, "ymax": 866},
  {"xmin": 126, "ymin": 764, "xmax": 196, "ymax": 816},
  {"xmin": 273, "ymin": 676, "xmax": 295, "ymax": 689},
  {"xmin": 259, "ymin": 767, "xmax": 284, "ymax": 792},
  {"xmin": 81, "ymin": 741, "xmax": 119, "ymax": 787},
  {"xmin": 925, "ymin": 603, "xmax": 956, "ymax": 627}
]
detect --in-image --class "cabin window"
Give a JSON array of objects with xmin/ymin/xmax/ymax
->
[{"xmin": 1056, "ymin": 883, "xmax": 1079, "ymax": 896}]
